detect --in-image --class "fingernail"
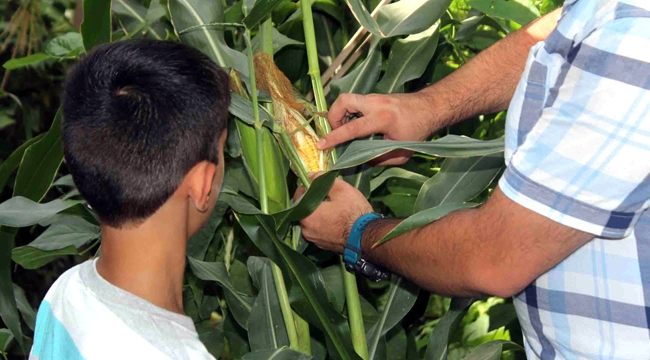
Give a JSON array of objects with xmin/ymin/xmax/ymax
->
[{"xmin": 317, "ymin": 138, "xmax": 326, "ymax": 149}]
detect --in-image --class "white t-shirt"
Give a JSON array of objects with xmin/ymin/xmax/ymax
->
[{"xmin": 30, "ymin": 259, "xmax": 215, "ymax": 360}]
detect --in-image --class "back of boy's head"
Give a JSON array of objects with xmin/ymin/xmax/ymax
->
[{"xmin": 62, "ymin": 39, "xmax": 230, "ymax": 228}]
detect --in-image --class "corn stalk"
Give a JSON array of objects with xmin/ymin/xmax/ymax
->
[{"xmin": 301, "ymin": 0, "xmax": 367, "ymax": 358}]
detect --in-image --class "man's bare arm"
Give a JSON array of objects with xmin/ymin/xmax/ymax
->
[
  {"xmin": 361, "ymin": 187, "xmax": 592, "ymax": 297},
  {"xmin": 318, "ymin": 9, "xmax": 563, "ymax": 165}
]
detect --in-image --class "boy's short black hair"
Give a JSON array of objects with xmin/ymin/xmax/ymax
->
[{"xmin": 62, "ymin": 39, "xmax": 230, "ymax": 227}]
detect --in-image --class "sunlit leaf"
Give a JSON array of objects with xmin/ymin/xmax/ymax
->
[
  {"xmin": 333, "ymin": 136, "xmax": 504, "ymax": 170},
  {"xmin": 45, "ymin": 32, "xmax": 84, "ymax": 57},
  {"xmin": 376, "ymin": 0, "xmax": 451, "ymax": 37},
  {"xmin": 467, "ymin": 0, "xmax": 540, "ymax": 25},
  {"xmin": 2, "ymin": 53, "xmax": 51, "ymax": 70},
  {"xmin": 414, "ymin": 153, "xmax": 503, "ymax": 212},
  {"xmin": 331, "ymin": 43, "xmax": 382, "ymax": 97},
  {"xmin": 376, "ymin": 202, "xmax": 479, "ymax": 246},
  {"xmin": 251, "ymin": 28, "xmax": 303, "ymax": 54},
  {"xmin": 376, "ymin": 23, "xmax": 439, "ymax": 94},
  {"xmin": 461, "ymin": 340, "xmax": 524, "ymax": 360}
]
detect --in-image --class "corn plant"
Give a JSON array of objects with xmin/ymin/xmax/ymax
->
[{"xmin": 0, "ymin": 0, "xmax": 558, "ymax": 358}]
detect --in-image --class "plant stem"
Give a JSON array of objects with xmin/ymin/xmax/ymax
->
[
  {"xmin": 300, "ymin": 0, "xmax": 338, "ymax": 163},
  {"xmin": 301, "ymin": 3, "xmax": 367, "ymax": 358},
  {"xmin": 245, "ymin": 27, "xmax": 300, "ymax": 351}
]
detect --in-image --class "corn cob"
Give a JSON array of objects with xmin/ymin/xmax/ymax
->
[{"xmin": 253, "ymin": 53, "xmax": 327, "ymax": 173}]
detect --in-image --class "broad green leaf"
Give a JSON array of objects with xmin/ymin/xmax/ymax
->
[
  {"xmin": 2, "ymin": 53, "xmax": 50, "ymax": 70},
  {"xmin": 414, "ymin": 154, "xmax": 503, "ymax": 212},
  {"xmin": 331, "ymin": 43, "xmax": 382, "ymax": 97},
  {"xmin": 241, "ymin": 347, "xmax": 313, "ymax": 360},
  {"xmin": 0, "ymin": 134, "xmax": 43, "ymax": 192},
  {"xmin": 461, "ymin": 340, "xmax": 524, "ymax": 360},
  {"xmin": 467, "ymin": 0, "xmax": 540, "ymax": 26},
  {"xmin": 230, "ymin": 94, "xmax": 274, "ymax": 128},
  {"xmin": 13, "ymin": 109, "xmax": 64, "ymax": 201},
  {"xmin": 345, "ymin": 0, "xmax": 384, "ymax": 37},
  {"xmin": 187, "ymin": 198, "xmax": 228, "ymax": 260},
  {"xmin": 0, "ymin": 197, "xmax": 80, "ymax": 228},
  {"xmin": 376, "ymin": 0, "xmax": 451, "ymax": 38},
  {"xmin": 0, "ymin": 113, "xmax": 15, "ymax": 130},
  {"xmin": 187, "ymin": 257, "xmax": 254, "ymax": 330},
  {"xmin": 53, "ymin": 174, "xmax": 74, "ymax": 187},
  {"xmin": 251, "ymin": 28, "xmax": 303, "ymax": 54},
  {"xmin": 44, "ymin": 32, "xmax": 84, "ymax": 57},
  {"xmin": 12, "ymin": 216, "xmax": 99, "ymax": 269},
  {"xmin": 13, "ymin": 284, "xmax": 36, "ymax": 331},
  {"xmin": 313, "ymin": 0, "xmax": 344, "ymax": 23},
  {"xmin": 333, "ymin": 136, "xmax": 504, "ymax": 170},
  {"xmin": 370, "ymin": 168, "xmax": 429, "ymax": 192},
  {"xmin": 169, "ymin": 0, "xmax": 249, "ymax": 75},
  {"xmin": 236, "ymin": 214, "xmax": 360, "ymax": 359},
  {"xmin": 113, "ymin": 0, "xmax": 165, "ymax": 40},
  {"xmin": 366, "ymin": 277, "xmax": 419, "ymax": 360},
  {"xmin": 243, "ymin": 0, "xmax": 285, "ymax": 29},
  {"xmin": 246, "ymin": 257, "xmax": 290, "ymax": 351},
  {"xmin": 424, "ymin": 297, "xmax": 475, "ymax": 360},
  {"xmin": 0, "ymin": 227, "xmax": 23, "ymax": 352},
  {"xmin": 376, "ymin": 23, "xmax": 439, "ymax": 94},
  {"xmin": 81, "ymin": 0, "xmax": 112, "ymax": 51},
  {"xmin": 319, "ymin": 265, "xmax": 345, "ymax": 313},
  {"xmin": 0, "ymin": 328, "xmax": 13, "ymax": 352},
  {"xmin": 377, "ymin": 203, "xmax": 479, "ymax": 245}
]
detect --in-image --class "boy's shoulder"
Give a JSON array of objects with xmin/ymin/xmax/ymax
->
[{"xmin": 31, "ymin": 260, "xmax": 214, "ymax": 360}]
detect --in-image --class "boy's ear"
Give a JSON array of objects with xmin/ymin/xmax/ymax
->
[{"xmin": 187, "ymin": 161, "xmax": 217, "ymax": 212}]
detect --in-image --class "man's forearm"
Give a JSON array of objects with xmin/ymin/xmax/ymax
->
[
  {"xmin": 420, "ymin": 9, "xmax": 562, "ymax": 129},
  {"xmin": 361, "ymin": 188, "xmax": 591, "ymax": 298}
]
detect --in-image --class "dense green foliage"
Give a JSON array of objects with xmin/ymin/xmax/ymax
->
[{"xmin": 0, "ymin": 0, "xmax": 561, "ymax": 358}]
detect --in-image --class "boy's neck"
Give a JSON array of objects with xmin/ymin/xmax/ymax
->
[{"xmin": 96, "ymin": 198, "xmax": 189, "ymax": 315}]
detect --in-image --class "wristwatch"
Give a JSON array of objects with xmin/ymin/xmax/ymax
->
[{"xmin": 343, "ymin": 213, "xmax": 390, "ymax": 282}]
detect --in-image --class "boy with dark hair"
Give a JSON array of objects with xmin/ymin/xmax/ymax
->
[{"xmin": 30, "ymin": 39, "xmax": 230, "ymax": 360}]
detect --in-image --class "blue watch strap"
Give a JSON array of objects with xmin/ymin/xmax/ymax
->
[{"xmin": 344, "ymin": 213, "xmax": 383, "ymax": 266}]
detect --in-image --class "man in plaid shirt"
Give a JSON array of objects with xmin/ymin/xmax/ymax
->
[{"xmin": 295, "ymin": 0, "xmax": 650, "ymax": 358}]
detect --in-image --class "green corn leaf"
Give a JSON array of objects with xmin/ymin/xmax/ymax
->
[
  {"xmin": 370, "ymin": 168, "xmax": 429, "ymax": 192},
  {"xmin": 0, "ymin": 328, "xmax": 13, "ymax": 353},
  {"xmin": 376, "ymin": 0, "xmax": 451, "ymax": 38},
  {"xmin": 44, "ymin": 32, "xmax": 84, "ymax": 57},
  {"xmin": 241, "ymin": 347, "xmax": 313, "ymax": 360},
  {"xmin": 13, "ymin": 109, "xmax": 64, "ymax": 201},
  {"xmin": 13, "ymin": 285, "xmax": 36, "ymax": 331},
  {"xmin": 81, "ymin": 0, "xmax": 112, "ymax": 51},
  {"xmin": 12, "ymin": 216, "xmax": 100, "ymax": 269},
  {"xmin": 236, "ymin": 214, "xmax": 360, "ymax": 359},
  {"xmin": 467, "ymin": 0, "xmax": 540, "ymax": 26},
  {"xmin": 377, "ymin": 202, "xmax": 479, "ymax": 246},
  {"xmin": 333, "ymin": 136, "xmax": 504, "ymax": 170},
  {"xmin": 0, "ymin": 134, "xmax": 44, "ymax": 192},
  {"xmin": 0, "ymin": 227, "xmax": 23, "ymax": 352},
  {"xmin": 169, "ymin": 0, "xmax": 249, "ymax": 75},
  {"xmin": 113, "ymin": 0, "xmax": 166, "ymax": 40},
  {"xmin": 414, "ymin": 154, "xmax": 503, "ymax": 212},
  {"xmin": 345, "ymin": 0, "xmax": 384, "ymax": 36},
  {"xmin": 2, "ymin": 53, "xmax": 51, "ymax": 70},
  {"xmin": 461, "ymin": 340, "xmax": 524, "ymax": 360},
  {"xmin": 187, "ymin": 257, "xmax": 255, "ymax": 330},
  {"xmin": 424, "ymin": 297, "xmax": 475, "ymax": 360},
  {"xmin": 376, "ymin": 23, "xmax": 439, "ymax": 94},
  {"xmin": 331, "ymin": 42, "xmax": 382, "ymax": 97},
  {"xmin": 243, "ymin": 0, "xmax": 285, "ymax": 29},
  {"xmin": 251, "ymin": 28, "xmax": 303, "ymax": 54},
  {"xmin": 366, "ymin": 277, "xmax": 419, "ymax": 360},
  {"xmin": 246, "ymin": 257, "xmax": 290, "ymax": 351},
  {"xmin": 187, "ymin": 200, "xmax": 228, "ymax": 260},
  {"xmin": 0, "ymin": 197, "xmax": 81, "ymax": 228}
]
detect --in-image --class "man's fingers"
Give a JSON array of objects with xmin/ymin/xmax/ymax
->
[
  {"xmin": 307, "ymin": 171, "xmax": 325, "ymax": 182},
  {"xmin": 327, "ymin": 178, "xmax": 360, "ymax": 201},
  {"xmin": 317, "ymin": 117, "xmax": 382, "ymax": 150},
  {"xmin": 328, "ymin": 93, "xmax": 368, "ymax": 130}
]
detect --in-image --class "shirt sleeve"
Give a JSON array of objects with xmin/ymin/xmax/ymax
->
[{"xmin": 499, "ymin": 16, "xmax": 650, "ymax": 239}]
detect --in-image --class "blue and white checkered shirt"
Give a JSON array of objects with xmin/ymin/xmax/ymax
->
[{"xmin": 498, "ymin": 0, "xmax": 650, "ymax": 358}]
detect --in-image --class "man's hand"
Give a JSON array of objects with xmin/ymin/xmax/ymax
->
[
  {"xmin": 318, "ymin": 93, "xmax": 439, "ymax": 166},
  {"xmin": 294, "ymin": 175, "xmax": 373, "ymax": 252}
]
